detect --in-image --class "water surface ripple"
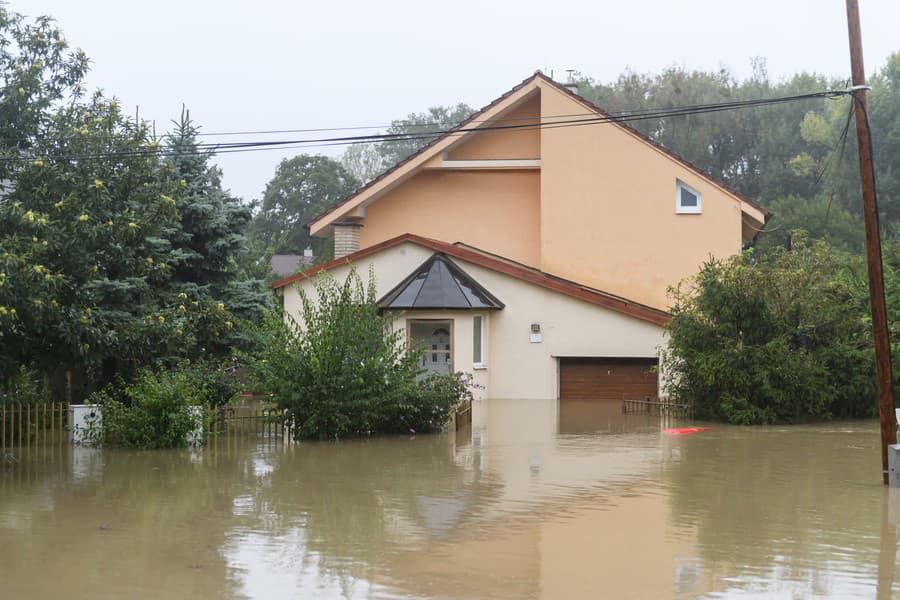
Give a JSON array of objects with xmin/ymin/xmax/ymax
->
[{"xmin": 1, "ymin": 398, "xmax": 897, "ymax": 598}]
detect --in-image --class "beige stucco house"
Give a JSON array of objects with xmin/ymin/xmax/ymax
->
[{"xmin": 271, "ymin": 73, "xmax": 767, "ymax": 401}]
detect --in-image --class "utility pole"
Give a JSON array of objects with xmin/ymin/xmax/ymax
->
[{"xmin": 846, "ymin": 0, "xmax": 895, "ymax": 485}]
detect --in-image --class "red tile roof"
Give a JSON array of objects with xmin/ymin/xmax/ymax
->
[{"xmin": 270, "ymin": 233, "xmax": 671, "ymax": 327}]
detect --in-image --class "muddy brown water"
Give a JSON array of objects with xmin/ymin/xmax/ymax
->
[{"xmin": 1, "ymin": 398, "xmax": 897, "ymax": 599}]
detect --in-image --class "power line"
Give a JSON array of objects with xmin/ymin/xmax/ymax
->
[
  {"xmin": 188, "ymin": 91, "xmax": 838, "ymax": 138},
  {"xmin": 2, "ymin": 89, "xmax": 850, "ymax": 164}
]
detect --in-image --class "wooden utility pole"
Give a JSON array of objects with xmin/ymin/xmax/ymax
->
[{"xmin": 846, "ymin": 0, "xmax": 895, "ymax": 485}]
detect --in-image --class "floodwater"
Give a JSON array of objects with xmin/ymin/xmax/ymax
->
[{"xmin": 1, "ymin": 399, "xmax": 898, "ymax": 599}]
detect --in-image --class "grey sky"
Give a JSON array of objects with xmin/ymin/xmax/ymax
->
[{"xmin": 21, "ymin": 0, "xmax": 900, "ymax": 203}]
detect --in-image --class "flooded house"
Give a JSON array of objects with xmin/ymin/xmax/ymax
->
[{"xmin": 270, "ymin": 73, "xmax": 768, "ymax": 401}]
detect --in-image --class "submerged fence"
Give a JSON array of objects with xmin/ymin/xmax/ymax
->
[
  {"xmin": 3, "ymin": 399, "xmax": 475, "ymax": 450},
  {"xmin": 622, "ymin": 397, "xmax": 693, "ymax": 419},
  {"xmin": 1, "ymin": 401, "xmax": 287, "ymax": 450},
  {"xmin": 208, "ymin": 403, "xmax": 289, "ymax": 441},
  {"xmin": 1, "ymin": 402, "xmax": 69, "ymax": 450}
]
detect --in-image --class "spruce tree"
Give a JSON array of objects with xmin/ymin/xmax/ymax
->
[{"xmin": 164, "ymin": 110, "xmax": 270, "ymax": 346}]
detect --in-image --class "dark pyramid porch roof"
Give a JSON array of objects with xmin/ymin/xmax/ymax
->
[{"xmin": 377, "ymin": 254, "xmax": 504, "ymax": 310}]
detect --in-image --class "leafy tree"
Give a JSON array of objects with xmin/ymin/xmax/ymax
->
[
  {"xmin": 756, "ymin": 195, "xmax": 865, "ymax": 253},
  {"xmin": 340, "ymin": 142, "xmax": 388, "ymax": 184},
  {"xmin": 580, "ymin": 62, "xmax": 842, "ymax": 205},
  {"xmin": 0, "ymin": 95, "xmax": 233, "ymax": 396},
  {"xmin": 376, "ymin": 103, "xmax": 473, "ymax": 166},
  {"xmin": 248, "ymin": 154, "xmax": 359, "ymax": 258},
  {"xmin": 665, "ymin": 235, "xmax": 876, "ymax": 424},
  {"xmin": 864, "ymin": 52, "xmax": 900, "ymax": 224},
  {"xmin": 0, "ymin": 7, "xmax": 88, "ymax": 178}
]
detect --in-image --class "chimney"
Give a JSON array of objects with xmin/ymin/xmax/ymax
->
[{"xmin": 333, "ymin": 222, "xmax": 363, "ymax": 258}]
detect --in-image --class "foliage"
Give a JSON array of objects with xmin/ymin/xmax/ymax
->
[
  {"xmin": 664, "ymin": 235, "xmax": 877, "ymax": 424},
  {"xmin": 388, "ymin": 371, "xmax": 479, "ymax": 435},
  {"xmin": 164, "ymin": 110, "xmax": 271, "ymax": 349},
  {"xmin": 755, "ymin": 195, "xmax": 865, "ymax": 253},
  {"xmin": 0, "ymin": 11, "xmax": 266, "ymax": 395},
  {"xmin": 0, "ymin": 7, "xmax": 88, "ymax": 179},
  {"xmin": 576, "ymin": 56, "xmax": 900, "ymax": 251},
  {"xmin": 0, "ymin": 95, "xmax": 239, "ymax": 393},
  {"xmin": 247, "ymin": 154, "xmax": 359, "ymax": 258},
  {"xmin": 91, "ymin": 364, "xmax": 213, "ymax": 449},
  {"xmin": 375, "ymin": 103, "xmax": 474, "ymax": 166},
  {"xmin": 0, "ymin": 366, "xmax": 50, "ymax": 405},
  {"xmin": 245, "ymin": 268, "xmax": 467, "ymax": 440},
  {"xmin": 340, "ymin": 142, "xmax": 388, "ymax": 185},
  {"xmin": 339, "ymin": 104, "xmax": 474, "ymax": 184}
]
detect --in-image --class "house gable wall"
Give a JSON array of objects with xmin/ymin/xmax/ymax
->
[
  {"xmin": 537, "ymin": 81, "xmax": 744, "ymax": 309},
  {"xmin": 358, "ymin": 169, "xmax": 541, "ymax": 268},
  {"xmin": 445, "ymin": 94, "xmax": 540, "ymax": 160},
  {"xmin": 310, "ymin": 76, "xmax": 754, "ymax": 312}
]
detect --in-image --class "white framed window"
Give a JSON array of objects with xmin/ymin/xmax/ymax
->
[
  {"xmin": 473, "ymin": 315, "xmax": 486, "ymax": 369},
  {"xmin": 676, "ymin": 180, "xmax": 702, "ymax": 214}
]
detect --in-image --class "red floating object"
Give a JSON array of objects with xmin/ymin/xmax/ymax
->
[{"xmin": 663, "ymin": 427, "xmax": 710, "ymax": 435}]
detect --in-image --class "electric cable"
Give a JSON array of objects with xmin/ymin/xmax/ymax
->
[{"xmin": 1, "ymin": 89, "xmax": 850, "ymax": 164}]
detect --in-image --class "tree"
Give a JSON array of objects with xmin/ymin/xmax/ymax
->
[
  {"xmin": 376, "ymin": 104, "xmax": 474, "ymax": 166},
  {"xmin": 665, "ymin": 235, "xmax": 876, "ymax": 424},
  {"xmin": 0, "ymin": 7, "xmax": 88, "ymax": 179},
  {"xmin": 340, "ymin": 142, "xmax": 387, "ymax": 185},
  {"xmin": 865, "ymin": 52, "xmax": 900, "ymax": 225},
  {"xmin": 248, "ymin": 154, "xmax": 359, "ymax": 258},
  {"xmin": 0, "ymin": 95, "xmax": 233, "ymax": 397},
  {"xmin": 164, "ymin": 110, "xmax": 270, "ymax": 339},
  {"xmin": 755, "ymin": 195, "xmax": 865, "ymax": 253}
]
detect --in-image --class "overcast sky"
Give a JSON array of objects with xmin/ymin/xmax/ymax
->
[{"xmin": 20, "ymin": 0, "xmax": 900, "ymax": 202}]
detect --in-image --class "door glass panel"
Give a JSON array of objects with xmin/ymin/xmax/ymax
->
[{"xmin": 409, "ymin": 320, "xmax": 452, "ymax": 378}]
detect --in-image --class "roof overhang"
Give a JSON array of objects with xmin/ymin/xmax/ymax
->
[
  {"xmin": 307, "ymin": 72, "xmax": 771, "ymax": 239},
  {"xmin": 308, "ymin": 83, "xmax": 543, "ymax": 236},
  {"xmin": 271, "ymin": 233, "xmax": 671, "ymax": 327}
]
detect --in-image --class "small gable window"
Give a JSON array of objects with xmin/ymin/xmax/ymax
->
[{"xmin": 676, "ymin": 180, "xmax": 702, "ymax": 214}]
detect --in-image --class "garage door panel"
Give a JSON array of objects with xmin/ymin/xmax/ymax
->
[{"xmin": 559, "ymin": 358, "xmax": 658, "ymax": 400}]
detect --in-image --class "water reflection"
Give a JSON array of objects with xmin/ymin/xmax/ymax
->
[{"xmin": 0, "ymin": 400, "xmax": 896, "ymax": 598}]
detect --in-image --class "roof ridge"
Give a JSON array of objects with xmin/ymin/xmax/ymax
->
[{"xmin": 307, "ymin": 72, "xmax": 768, "ymax": 231}]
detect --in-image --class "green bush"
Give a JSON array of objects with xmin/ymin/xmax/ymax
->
[
  {"xmin": 91, "ymin": 364, "xmax": 212, "ymax": 449},
  {"xmin": 0, "ymin": 366, "xmax": 50, "ymax": 405},
  {"xmin": 246, "ymin": 268, "xmax": 470, "ymax": 440},
  {"xmin": 385, "ymin": 371, "xmax": 479, "ymax": 435},
  {"xmin": 665, "ymin": 234, "xmax": 877, "ymax": 424}
]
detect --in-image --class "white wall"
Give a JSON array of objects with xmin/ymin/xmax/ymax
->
[{"xmin": 281, "ymin": 241, "xmax": 666, "ymax": 400}]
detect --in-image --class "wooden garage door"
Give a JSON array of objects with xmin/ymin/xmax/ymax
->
[{"xmin": 559, "ymin": 358, "xmax": 658, "ymax": 400}]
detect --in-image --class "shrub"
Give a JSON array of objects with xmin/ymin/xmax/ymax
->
[
  {"xmin": 386, "ymin": 371, "xmax": 479, "ymax": 435},
  {"xmin": 91, "ymin": 364, "xmax": 212, "ymax": 449},
  {"xmin": 665, "ymin": 235, "xmax": 877, "ymax": 424},
  {"xmin": 246, "ymin": 268, "xmax": 468, "ymax": 440},
  {"xmin": 0, "ymin": 366, "xmax": 50, "ymax": 405}
]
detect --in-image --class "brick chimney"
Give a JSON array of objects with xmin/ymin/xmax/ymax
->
[{"xmin": 333, "ymin": 222, "xmax": 363, "ymax": 258}]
